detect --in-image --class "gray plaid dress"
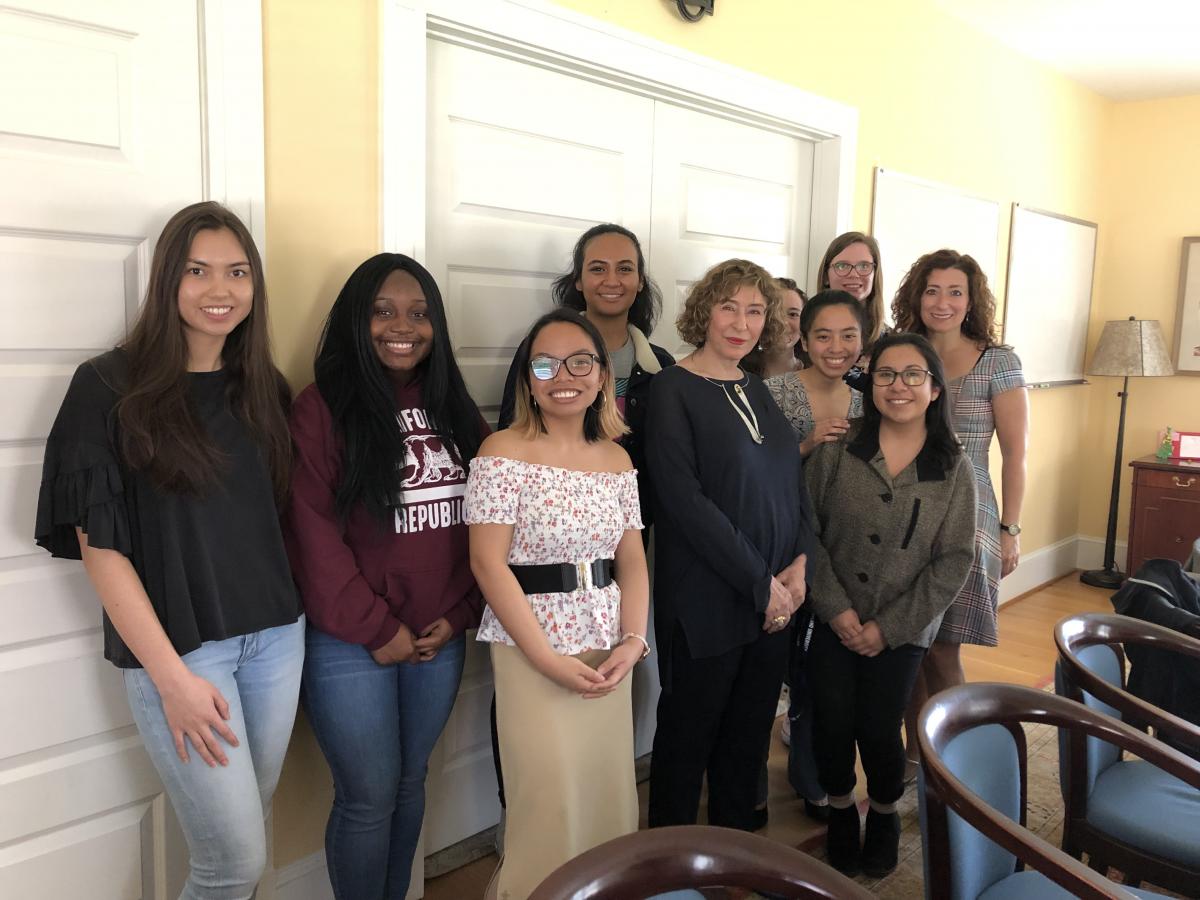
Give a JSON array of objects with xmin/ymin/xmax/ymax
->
[{"xmin": 937, "ymin": 346, "xmax": 1026, "ymax": 646}]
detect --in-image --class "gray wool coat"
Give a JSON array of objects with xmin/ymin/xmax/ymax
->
[{"xmin": 804, "ymin": 425, "xmax": 977, "ymax": 649}]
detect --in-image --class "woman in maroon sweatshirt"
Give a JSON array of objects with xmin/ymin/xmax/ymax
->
[{"xmin": 283, "ymin": 253, "xmax": 486, "ymax": 900}]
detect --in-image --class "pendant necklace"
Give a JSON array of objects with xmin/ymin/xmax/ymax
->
[{"xmin": 701, "ymin": 372, "xmax": 764, "ymax": 444}]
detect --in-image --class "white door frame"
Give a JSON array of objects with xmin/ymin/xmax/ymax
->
[{"xmin": 380, "ymin": 0, "xmax": 858, "ymax": 276}]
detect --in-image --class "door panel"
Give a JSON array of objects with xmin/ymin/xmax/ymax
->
[
  {"xmin": 425, "ymin": 39, "xmax": 654, "ymax": 420},
  {"xmin": 0, "ymin": 1, "xmax": 206, "ymax": 895},
  {"xmin": 648, "ymin": 103, "xmax": 815, "ymax": 354}
]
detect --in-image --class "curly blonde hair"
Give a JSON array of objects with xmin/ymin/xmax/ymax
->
[{"xmin": 676, "ymin": 259, "xmax": 786, "ymax": 351}]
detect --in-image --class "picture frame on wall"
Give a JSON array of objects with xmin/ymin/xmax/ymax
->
[{"xmin": 1175, "ymin": 236, "xmax": 1200, "ymax": 375}]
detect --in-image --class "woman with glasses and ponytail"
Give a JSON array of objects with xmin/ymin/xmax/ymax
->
[
  {"xmin": 467, "ymin": 308, "xmax": 650, "ymax": 900},
  {"xmin": 804, "ymin": 332, "xmax": 976, "ymax": 878}
]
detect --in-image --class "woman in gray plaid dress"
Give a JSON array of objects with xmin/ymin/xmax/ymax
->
[{"xmin": 891, "ymin": 250, "xmax": 1029, "ymax": 769}]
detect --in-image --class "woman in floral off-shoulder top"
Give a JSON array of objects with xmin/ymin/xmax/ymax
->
[{"xmin": 466, "ymin": 308, "xmax": 650, "ymax": 900}]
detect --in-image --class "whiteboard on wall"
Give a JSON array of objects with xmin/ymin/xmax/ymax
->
[
  {"xmin": 1003, "ymin": 205, "xmax": 1097, "ymax": 386},
  {"xmin": 870, "ymin": 167, "xmax": 1003, "ymax": 325}
]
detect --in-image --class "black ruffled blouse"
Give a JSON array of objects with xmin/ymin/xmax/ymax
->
[{"xmin": 35, "ymin": 351, "xmax": 301, "ymax": 668}]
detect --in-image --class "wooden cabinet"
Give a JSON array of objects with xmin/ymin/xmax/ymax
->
[{"xmin": 1127, "ymin": 455, "xmax": 1200, "ymax": 575}]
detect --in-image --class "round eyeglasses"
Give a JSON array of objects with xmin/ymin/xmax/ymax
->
[
  {"xmin": 529, "ymin": 352, "xmax": 599, "ymax": 381},
  {"xmin": 872, "ymin": 368, "xmax": 931, "ymax": 387},
  {"xmin": 830, "ymin": 260, "xmax": 877, "ymax": 276}
]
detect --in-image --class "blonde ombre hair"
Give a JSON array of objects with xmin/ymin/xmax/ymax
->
[{"xmin": 509, "ymin": 309, "xmax": 629, "ymax": 442}]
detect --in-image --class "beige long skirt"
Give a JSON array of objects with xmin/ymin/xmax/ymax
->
[{"xmin": 490, "ymin": 642, "xmax": 638, "ymax": 900}]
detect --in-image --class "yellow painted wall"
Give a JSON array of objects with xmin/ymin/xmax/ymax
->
[
  {"xmin": 1078, "ymin": 94, "xmax": 1200, "ymax": 542},
  {"xmin": 261, "ymin": 0, "xmax": 379, "ymax": 867},
  {"xmin": 260, "ymin": 0, "xmax": 1191, "ymax": 872}
]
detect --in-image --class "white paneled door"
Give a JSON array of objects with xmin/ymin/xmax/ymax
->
[
  {"xmin": 0, "ymin": 2, "xmax": 231, "ymax": 897},
  {"xmin": 422, "ymin": 37, "xmax": 816, "ymax": 858}
]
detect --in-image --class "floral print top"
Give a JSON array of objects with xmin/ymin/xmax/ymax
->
[{"xmin": 465, "ymin": 456, "xmax": 643, "ymax": 655}]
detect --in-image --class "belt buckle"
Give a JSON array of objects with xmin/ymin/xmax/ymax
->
[{"xmin": 576, "ymin": 561, "xmax": 593, "ymax": 592}]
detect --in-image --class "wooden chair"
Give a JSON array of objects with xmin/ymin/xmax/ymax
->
[
  {"xmin": 1054, "ymin": 613, "xmax": 1200, "ymax": 893},
  {"xmin": 917, "ymin": 682, "xmax": 1199, "ymax": 899},
  {"xmin": 528, "ymin": 824, "xmax": 873, "ymax": 900}
]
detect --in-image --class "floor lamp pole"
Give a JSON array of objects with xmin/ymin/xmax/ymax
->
[{"xmin": 1081, "ymin": 375, "xmax": 1129, "ymax": 588}]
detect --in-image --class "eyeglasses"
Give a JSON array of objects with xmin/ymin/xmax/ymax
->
[
  {"xmin": 529, "ymin": 352, "xmax": 599, "ymax": 381},
  {"xmin": 872, "ymin": 368, "xmax": 931, "ymax": 387},
  {"xmin": 830, "ymin": 261, "xmax": 876, "ymax": 276}
]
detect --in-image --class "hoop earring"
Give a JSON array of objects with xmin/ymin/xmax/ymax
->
[{"xmin": 591, "ymin": 390, "xmax": 606, "ymax": 411}]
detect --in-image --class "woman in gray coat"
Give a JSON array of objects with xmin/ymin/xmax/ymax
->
[{"xmin": 804, "ymin": 332, "xmax": 976, "ymax": 878}]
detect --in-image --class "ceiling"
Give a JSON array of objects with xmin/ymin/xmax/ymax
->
[{"xmin": 931, "ymin": 0, "xmax": 1200, "ymax": 101}]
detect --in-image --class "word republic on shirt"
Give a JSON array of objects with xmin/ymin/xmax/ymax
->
[{"xmin": 393, "ymin": 422, "xmax": 467, "ymax": 535}]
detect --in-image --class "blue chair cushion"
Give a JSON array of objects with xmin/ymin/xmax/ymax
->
[
  {"xmin": 979, "ymin": 870, "xmax": 1168, "ymax": 899},
  {"xmin": 1087, "ymin": 759, "xmax": 1200, "ymax": 867}
]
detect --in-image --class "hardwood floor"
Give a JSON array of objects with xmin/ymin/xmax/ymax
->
[
  {"xmin": 423, "ymin": 573, "xmax": 1115, "ymax": 899},
  {"xmin": 962, "ymin": 573, "xmax": 1113, "ymax": 688}
]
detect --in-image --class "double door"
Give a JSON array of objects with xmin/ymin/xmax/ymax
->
[{"xmin": 420, "ymin": 37, "xmax": 817, "ymax": 855}]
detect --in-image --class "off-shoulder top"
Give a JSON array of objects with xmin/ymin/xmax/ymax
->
[{"xmin": 464, "ymin": 456, "xmax": 643, "ymax": 655}]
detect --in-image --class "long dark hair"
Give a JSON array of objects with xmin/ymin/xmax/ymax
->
[
  {"xmin": 891, "ymin": 248, "xmax": 1001, "ymax": 347},
  {"xmin": 116, "ymin": 202, "xmax": 292, "ymax": 503},
  {"xmin": 551, "ymin": 224, "xmax": 662, "ymax": 336},
  {"xmin": 509, "ymin": 308, "xmax": 627, "ymax": 443},
  {"xmin": 859, "ymin": 332, "xmax": 961, "ymax": 473},
  {"xmin": 314, "ymin": 253, "xmax": 484, "ymax": 521}
]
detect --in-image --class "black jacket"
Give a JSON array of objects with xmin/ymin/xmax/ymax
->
[
  {"xmin": 497, "ymin": 325, "xmax": 674, "ymax": 530},
  {"xmin": 1110, "ymin": 558, "xmax": 1200, "ymax": 760}
]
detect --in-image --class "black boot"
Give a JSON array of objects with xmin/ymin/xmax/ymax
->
[
  {"xmin": 826, "ymin": 803, "xmax": 861, "ymax": 875},
  {"xmin": 861, "ymin": 808, "xmax": 901, "ymax": 878}
]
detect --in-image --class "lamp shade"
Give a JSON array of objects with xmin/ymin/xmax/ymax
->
[{"xmin": 1086, "ymin": 317, "xmax": 1175, "ymax": 377}]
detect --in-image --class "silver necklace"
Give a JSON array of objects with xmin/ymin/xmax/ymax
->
[{"xmin": 700, "ymin": 372, "xmax": 764, "ymax": 444}]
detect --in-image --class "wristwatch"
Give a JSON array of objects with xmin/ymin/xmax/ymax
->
[{"xmin": 1000, "ymin": 522, "xmax": 1022, "ymax": 536}]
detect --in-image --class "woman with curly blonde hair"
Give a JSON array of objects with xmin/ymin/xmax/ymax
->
[{"xmin": 645, "ymin": 259, "xmax": 815, "ymax": 830}]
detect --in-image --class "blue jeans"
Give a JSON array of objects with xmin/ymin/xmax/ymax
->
[
  {"xmin": 124, "ymin": 616, "xmax": 305, "ymax": 900},
  {"xmin": 302, "ymin": 627, "xmax": 466, "ymax": 900}
]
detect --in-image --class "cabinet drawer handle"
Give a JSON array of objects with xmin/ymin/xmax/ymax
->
[{"xmin": 1173, "ymin": 475, "xmax": 1198, "ymax": 488}]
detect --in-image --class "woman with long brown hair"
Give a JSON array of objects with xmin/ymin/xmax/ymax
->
[{"xmin": 35, "ymin": 202, "xmax": 302, "ymax": 899}]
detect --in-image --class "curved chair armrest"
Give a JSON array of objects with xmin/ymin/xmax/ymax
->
[
  {"xmin": 529, "ymin": 825, "xmax": 874, "ymax": 900},
  {"xmin": 919, "ymin": 683, "xmax": 1200, "ymax": 900},
  {"xmin": 1055, "ymin": 613, "xmax": 1200, "ymax": 753}
]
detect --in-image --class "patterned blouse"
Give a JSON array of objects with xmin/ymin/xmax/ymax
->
[
  {"xmin": 765, "ymin": 371, "xmax": 864, "ymax": 443},
  {"xmin": 465, "ymin": 456, "xmax": 643, "ymax": 655}
]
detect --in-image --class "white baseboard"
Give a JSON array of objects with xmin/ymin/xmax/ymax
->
[
  {"xmin": 1075, "ymin": 535, "xmax": 1129, "ymax": 573},
  {"xmin": 275, "ymin": 852, "xmax": 333, "ymax": 900},
  {"xmin": 998, "ymin": 533, "xmax": 1080, "ymax": 606}
]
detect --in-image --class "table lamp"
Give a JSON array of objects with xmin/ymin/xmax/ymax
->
[{"xmin": 1080, "ymin": 317, "xmax": 1175, "ymax": 588}]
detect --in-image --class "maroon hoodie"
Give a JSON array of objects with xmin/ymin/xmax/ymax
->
[{"xmin": 284, "ymin": 381, "xmax": 483, "ymax": 649}]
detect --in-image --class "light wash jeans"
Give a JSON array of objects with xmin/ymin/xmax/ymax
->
[
  {"xmin": 302, "ymin": 627, "xmax": 466, "ymax": 900},
  {"xmin": 123, "ymin": 616, "xmax": 305, "ymax": 900}
]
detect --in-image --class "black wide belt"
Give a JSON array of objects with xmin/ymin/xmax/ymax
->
[{"xmin": 509, "ymin": 558, "xmax": 615, "ymax": 594}]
